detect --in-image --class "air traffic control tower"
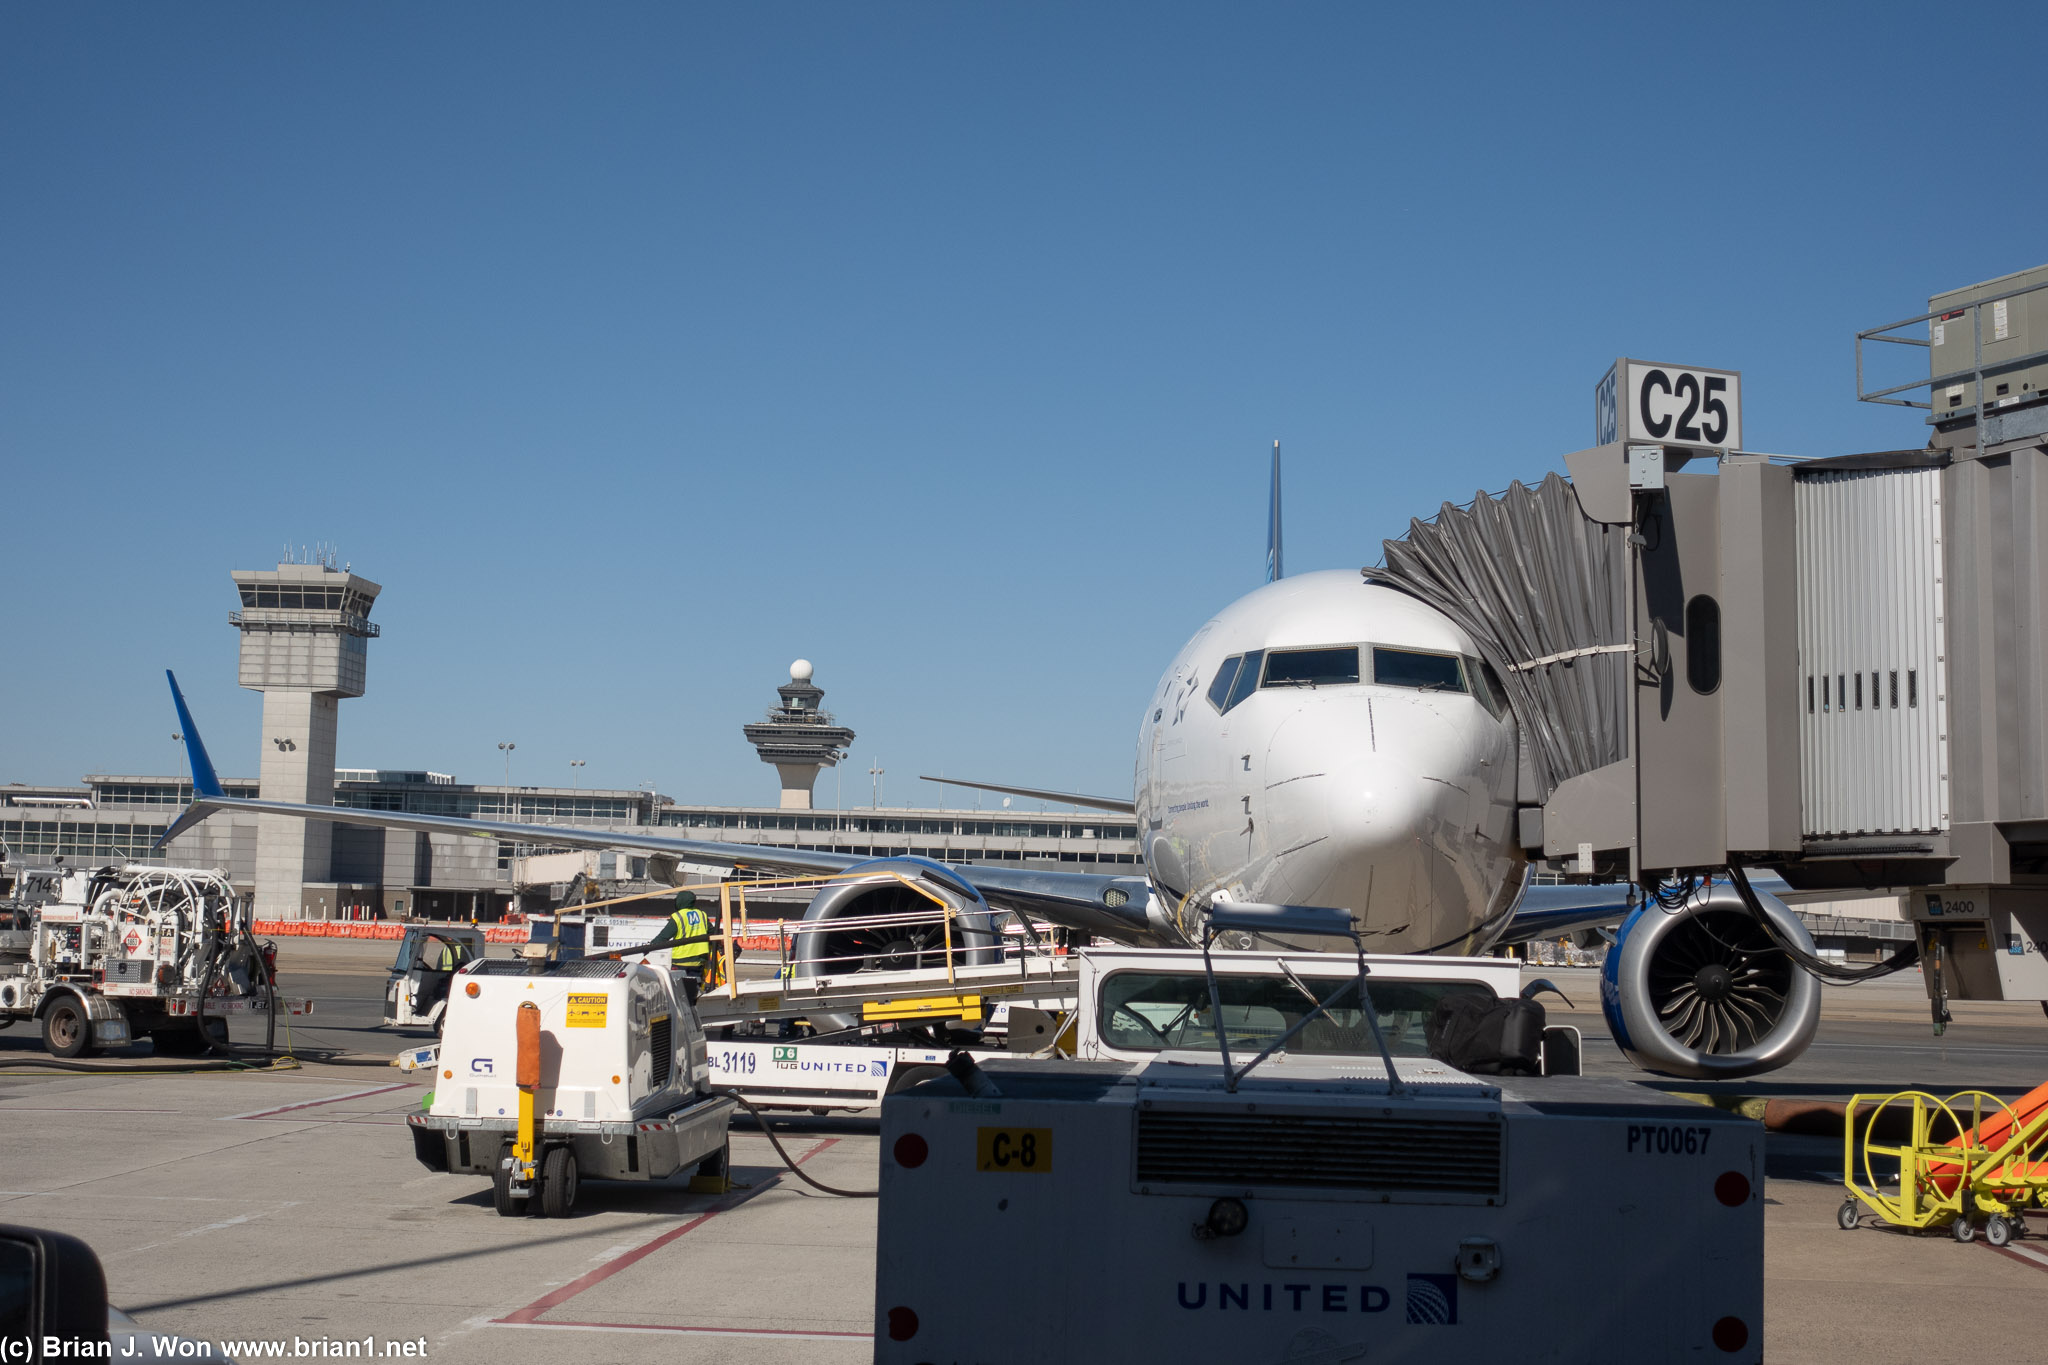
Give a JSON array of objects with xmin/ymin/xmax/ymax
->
[
  {"xmin": 742, "ymin": 660, "xmax": 855, "ymax": 809},
  {"xmin": 231, "ymin": 561, "xmax": 382, "ymax": 917}
]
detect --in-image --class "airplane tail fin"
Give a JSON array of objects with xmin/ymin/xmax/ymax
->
[
  {"xmin": 1266, "ymin": 439, "xmax": 1283, "ymax": 583},
  {"xmin": 159, "ymin": 671, "xmax": 229, "ymax": 850},
  {"xmin": 167, "ymin": 671, "xmax": 224, "ymax": 798}
]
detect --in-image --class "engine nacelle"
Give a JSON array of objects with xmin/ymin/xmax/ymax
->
[
  {"xmin": 1601, "ymin": 882, "xmax": 1821, "ymax": 1080},
  {"xmin": 790, "ymin": 857, "xmax": 1004, "ymax": 982}
]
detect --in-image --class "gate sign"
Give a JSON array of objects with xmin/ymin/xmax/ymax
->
[{"xmin": 1596, "ymin": 359, "xmax": 1741, "ymax": 451}]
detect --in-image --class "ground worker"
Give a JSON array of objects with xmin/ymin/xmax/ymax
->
[
  {"xmin": 430, "ymin": 935, "xmax": 468, "ymax": 972},
  {"xmin": 645, "ymin": 890, "xmax": 714, "ymax": 1002}
]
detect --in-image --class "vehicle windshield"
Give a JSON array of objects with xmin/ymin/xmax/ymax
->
[{"xmin": 1096, "ymin": 970, "xmax": 1494, "ymax": 1058}]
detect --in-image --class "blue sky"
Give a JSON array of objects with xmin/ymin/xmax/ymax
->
[{"xmin": 3, "ymin": 4, "xmax": 2039, "ymax": 807}]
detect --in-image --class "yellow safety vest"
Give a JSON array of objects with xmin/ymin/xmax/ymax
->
[{"xmin": 670, "ymin": 907, "xmax": 712, "ymax": 967}]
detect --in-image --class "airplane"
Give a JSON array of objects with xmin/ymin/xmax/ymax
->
[{"xmin": 157, "ymin": 441, "xmax": 1824, "ymax": 1079}]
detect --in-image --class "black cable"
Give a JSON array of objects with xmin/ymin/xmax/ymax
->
[
  {"xmin": 726, "ymin": 1094, "xmax": 877, "ymax": 1198},
  {"xmin": 1725, "ymin": 863, "xmax": 1918, "ymax": 984}
]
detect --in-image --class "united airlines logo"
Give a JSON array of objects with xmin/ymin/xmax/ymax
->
[
  {"xmin": 869, "ymin": 1059, "xmax": 888, "ymax": 1077},
  {"xmin": 1404, "ymin": 1274, "xmax": 1458, "ymax": 1325}
]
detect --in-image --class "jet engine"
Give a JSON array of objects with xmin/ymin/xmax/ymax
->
[
  {"xmin": 789, "ymin": 857, "xmax": 1004, "ymax": 982},
  {"xmin": 1600, "ymin": 882, "xmax": 1821, "ymax": 1080}
]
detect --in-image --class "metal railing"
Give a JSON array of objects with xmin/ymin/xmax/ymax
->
[
  {"xmin": 1857, "ymin": 275, "xmax": 2048, "ymax": 442},
  {"xmin": 229, "ymin": 608, "xmax": 380, "ymax": 637},
  {"xmin": 538, "ymin": 869, "xmax": 1064, "ymax": 1003}
]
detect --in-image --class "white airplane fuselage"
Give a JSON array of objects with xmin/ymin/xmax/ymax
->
[{"xmin": 1133, "ymin": 570, "xmax": 1526, "ymax": 954}]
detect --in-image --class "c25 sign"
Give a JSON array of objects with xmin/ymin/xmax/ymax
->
[{"xmin": 1598, "ymin": 360, "xmax": 1741, "ymax": 450}]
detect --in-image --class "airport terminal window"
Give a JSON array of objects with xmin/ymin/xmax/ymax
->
[
  {"xmin": 1261, "ymin": 646, "xmax": 1360, "ymax": 688},
  {"xmin": 1207, "ymin": 656, "xmax": 1243, "ymax": 711},
  {"xmin": 1097, "ymin": 971, "xmax": 1495, "ymax": 1058},
  {"xmin": 1221, "ymin": 650, "xmax": 1264, "ymax": 712},
  {"xmin": 1371, "ymin": 648, "xmax": 1467, "ymax": 693}
]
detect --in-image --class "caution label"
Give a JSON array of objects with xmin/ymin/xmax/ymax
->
[{"xmin": 566, "ymin": 993, "xmax": 608, "ymax": 1028}]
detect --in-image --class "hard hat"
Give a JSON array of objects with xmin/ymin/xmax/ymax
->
[{"xmin": 674, "ymin": 890, "xmax": 697, "ymax": 909}]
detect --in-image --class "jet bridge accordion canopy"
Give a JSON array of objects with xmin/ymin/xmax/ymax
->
[
  {"xmin": 1368, "ymin": 439, "xmax": 2048, "ymax": 892},
  {"xmin": 1365, "ymin": 472, "xmax": 1630, "ymax": 803}
]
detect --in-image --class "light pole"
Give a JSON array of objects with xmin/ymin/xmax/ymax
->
[
  {"xmin": 172, "ymin": 733, "xmax": 186, "ymax": 793},
  {"xmin": 569, "ymin": 759, "xmax": 585, "ymax": 789},
  {"xmin": 498, "ymin": 742, "xmax": 516, "ymax": 787},
  {"xmin": 869, "ymin": 760, "xmax": 884, "ymax": 810}
]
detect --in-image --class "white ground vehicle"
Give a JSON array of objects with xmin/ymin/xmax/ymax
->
[
  {"xmin": 406, "ymin": 954, "xmax": 734, "ymax": 1216},
  {"xmin": 382, "ymin": 924, "xmax": 487, "ymax": 1029},
  {"xmin": 0, "ymin": 862, "xmax": 310, "ymax": 1058},
  {"xmin": 696, "ymin": 947, "xmax": 1577, "ymax": 1113}
]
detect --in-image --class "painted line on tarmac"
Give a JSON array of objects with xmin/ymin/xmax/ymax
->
[
  {"xmin": 492, "ymin": 1321, "xmax": 867, "ymax": 1341},
  {"xmin": 223, "ymin": 1082, "xmax": 413, "ymax": 1121},
  {"xmin": 0, "ymin": 1108, "xmax": 182, "ymax": 1114},
  {"xmin": 1983, "ymin": 1240, "xmax": 2048, "ymax": 1275},
  {"xmin": 495, "ymin": 1137, "xmax": 841, "ymax": 1328}
]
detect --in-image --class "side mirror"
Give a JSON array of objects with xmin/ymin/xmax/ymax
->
[{"xmin": 0, "ymin": 1223, "xmax": 109, "ymax": 1353}]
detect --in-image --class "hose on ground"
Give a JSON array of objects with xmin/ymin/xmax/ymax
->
[
  {"xmin": 727, "ymin": 1094, "xmax": 877, "ymax": 1198},
  {"xmin": 0, "ymin": 1055, "xmax": 300, "ymax": 1075}
]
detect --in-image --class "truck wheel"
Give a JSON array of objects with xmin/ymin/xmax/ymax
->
[
  {"xmin": 491, "ymin": 1157, "xmax": 527, "ymax": 1217},
  {"xmin": 539, "ymin": 1147, "xmax": 578, "ymax": 1218},
  {"xmin": 43, "ymin": 1000, "xmax": 94, "ymax": 1059}
]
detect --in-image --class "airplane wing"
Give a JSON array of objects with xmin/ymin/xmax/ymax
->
[
  {"xmin": 1493, "ymin": 871, "xmax": 1800, "ymax": 946},
  {"xmin": 917, "ymin": 776, "xmax": 1135, "ymax": 815},
  {"xmin": 1495, "ymin": 883, "xmax": 1633, "ymax": 944},
  {"xmin": 159, "ymin": 674, "xmax": 1169, "ymax": 944}
]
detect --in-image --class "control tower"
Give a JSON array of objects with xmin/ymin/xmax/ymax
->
[
  {"xmin": 230, "ymin": 561, "xmax": 382, "ymax": 917},
  {"xmin": 741, "ymin": 660, "xmax": 855, "ymax": 809}
]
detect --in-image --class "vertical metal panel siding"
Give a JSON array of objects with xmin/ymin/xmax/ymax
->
[{"xmin": 1795, "ymin": 469, "xmax": 1948, "ymax": 836}]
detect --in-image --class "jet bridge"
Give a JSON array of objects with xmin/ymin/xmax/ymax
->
[{"xmin": 1367, "ymin": 331, "xmax": 2048, "ymax": 1014}]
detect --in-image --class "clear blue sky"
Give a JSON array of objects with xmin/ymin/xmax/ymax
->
[{"xmin": 3, "ymin": 4, "xmax": 2039, "ymax": 807}]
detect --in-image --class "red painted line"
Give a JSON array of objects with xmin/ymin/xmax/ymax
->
[
  {"xmin": 224, "ymin": 1082, "xmax": 414, "ymax": 1121},
  {"xmin": 494, "ymin": 1320, "xmax": 869, "ymax": 1340},
  {"xmin": 497, "ymin": 1137, "xmax": 840, "ymax": 1326},
  {"xmin": 1982, "ymin": 1240, "xmax": 2048, "ymax": 1275}
]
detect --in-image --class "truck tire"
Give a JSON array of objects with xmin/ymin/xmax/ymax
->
[
  {"xmin": 491, "ymin": 1155, "xmax": 527, "ymax": 1217},
  {"xmin": 43, "ymin": 999, "xmax": 94, "ymax": 1059},
  {"xmin": 539, "ymin": 1146, "xmax": 578, "ymax": 1218}
]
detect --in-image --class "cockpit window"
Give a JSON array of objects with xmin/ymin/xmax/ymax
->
[
  {"xmin": 1466, "ymin": 655, "xmax": 1511, "ymax": 718},
  {"xmin": 1371, "ymin": 648, "xmax": 1467, "ymax": 693},
  {"xmin": 1261, "ymin": 646, "xmax": 1360, "ymax": 688},
  {"xmin": 1206, "ymin": 656, "xmax": 1243, "ymax": 711},
  {"xmin": 1223, "ymin": 650, "xmax": 1264, "ymax": 711}
]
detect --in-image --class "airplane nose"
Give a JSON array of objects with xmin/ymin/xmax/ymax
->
[{"xmin": 1263, "ymin": 695, "xmax": 1503, "ymax": 950}]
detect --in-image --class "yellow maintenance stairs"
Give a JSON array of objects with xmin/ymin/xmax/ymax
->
[{"xmin": 1840, "ymin": 1079, "xmax": 2048, "ymax": 1247}]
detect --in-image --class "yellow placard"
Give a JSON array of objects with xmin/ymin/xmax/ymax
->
[
  {"xmin": 565, "ymin": 993, "xmax": 608, "ymax": 1028},
  {"xmin": 976, "ymin": 1127, "xmax": 1053, "ymax": 1174}
]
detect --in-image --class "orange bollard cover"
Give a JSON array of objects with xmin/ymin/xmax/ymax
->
[{"xmin": 516, "ymin": 1001, "xmax": 542, "ymax": 1090}]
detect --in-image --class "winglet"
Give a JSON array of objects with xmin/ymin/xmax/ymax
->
[
  {"xmin": 166, "ymin": 670, "xmax": 224, "ymax": 798},
  {"xmin": 1266, "ymin": 439, "xmax": 1284, "ymax": 583}
]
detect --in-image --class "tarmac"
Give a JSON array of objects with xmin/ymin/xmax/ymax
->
[{"xmin": 0, "ymin": 938, "xmax": 2043, "ymax": 1364}]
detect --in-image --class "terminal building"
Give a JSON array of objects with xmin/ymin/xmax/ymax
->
[{"xmin": 0, "ymin": 567, "xmax": 1138, "ymax": 918}]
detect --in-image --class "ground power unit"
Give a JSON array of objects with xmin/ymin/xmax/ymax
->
[{"xmin": 876, "ymin": 1059, "xmax": 1762, "ymax": 1363}]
